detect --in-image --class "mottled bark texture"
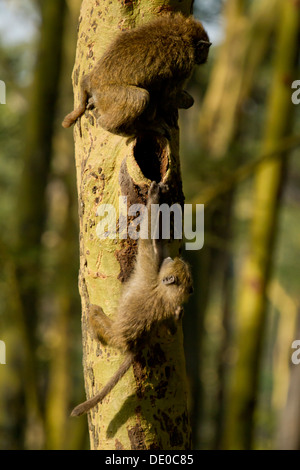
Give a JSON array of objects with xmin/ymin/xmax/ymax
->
[{"xmin": 70, "ymin": 0, "xmax": 193, "ymax": 450}]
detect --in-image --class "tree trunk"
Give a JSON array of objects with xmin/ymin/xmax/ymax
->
[
  {"xmin": 69, "ymin": 0, "xmax": 194, "ymax": 450},
  {"xmin": 44, "ymin": 0, "xmax": 84, "ymax": 450},
  {"xmin": 199, "ymin": 0, "xmax": 278, "ymax": 160},
  {"xmin": 187, "ymin": 0, "xmax": 278, "ymax": 448},
  {"xmin": 222, "ymin": 0, "xmax": 300, "ymax": 450},
  {"xmin": 15, "ymin": 0, "xmax": 66, "ymax": 449}
]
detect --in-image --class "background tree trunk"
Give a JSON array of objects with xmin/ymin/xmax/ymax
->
[
  {"xmin": 44, "ymin": 0, "xmax": 84, "ymax": 450},
  {"xmin": 222, "ymin": 0, "xmax": 300, "ymax": 449},
  {"xmin": 14, "ymin": 0, "xmax": 66, "ymax": 449},
  {"xmin": 70, "ymin": 0, "xmax": 194, "ymax": 450},
  {"xmin": 184, "ymin": 0, "xmax": 278, "ymax": 448}
]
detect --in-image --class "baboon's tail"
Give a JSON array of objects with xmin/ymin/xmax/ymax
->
[
  {"xmin": 62, "ymin": 103, "xmax": 86, "ymax": 128},
  {"xmin": 62, "ymin": 86, "xmax": 88, "ymax": 128},
  {"xmin": 71, "ymin": 354, "xmax": 133, "ymax": 417}
]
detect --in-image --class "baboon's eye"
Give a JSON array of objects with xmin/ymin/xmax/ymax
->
[{"xmin": 197, "ymin": 40, "xmax": 212, "ymax": 49}]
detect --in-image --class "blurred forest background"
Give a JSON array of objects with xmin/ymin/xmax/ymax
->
[{"xmin": 0, "ymin": 0, "xmax": 299, "ymax": 450}]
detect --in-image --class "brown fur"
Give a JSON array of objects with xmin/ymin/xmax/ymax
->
[
  {"xmin": 71, "ymin": 182, "xmax": 193, "ymax": 416},
  {"xmin": 62, "ymin": 13, "xmax": 211, "ymax": 136}
]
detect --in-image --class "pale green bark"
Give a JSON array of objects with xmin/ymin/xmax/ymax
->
[{"xmin": 71, "ymin": 0, "xmax": 193, "ymax": 450}]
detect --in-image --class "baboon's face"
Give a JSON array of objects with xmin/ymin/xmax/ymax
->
[{"xmin": 159, "ymin": 257, "xmax": 193, "ymax": 303}]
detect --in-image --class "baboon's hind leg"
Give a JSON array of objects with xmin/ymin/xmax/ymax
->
[{"xmin": 89, "ymin": 304, "xmax": 115, "ymax": 345}]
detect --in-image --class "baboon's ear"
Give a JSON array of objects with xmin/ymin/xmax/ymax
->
[{"xmin": 162, "ymin": 275, "xmax": 177, "ymax": 285}]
